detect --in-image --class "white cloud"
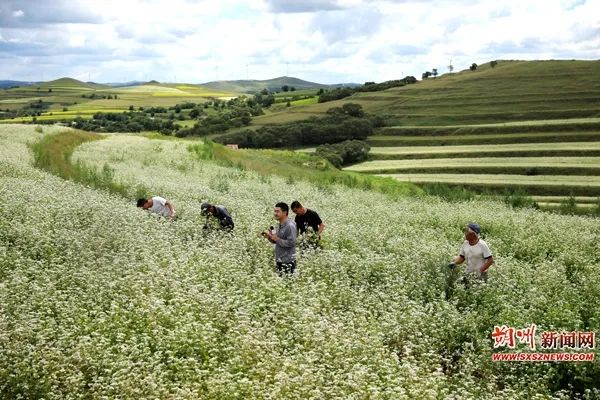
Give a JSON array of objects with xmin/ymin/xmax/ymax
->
[
  {"xmin": 12, "ymin": 9, "xmax": 24, "ymax": 18},
  {"xmin": 0, "ymin": 0, "xmax": 598, "ymax": 83}
]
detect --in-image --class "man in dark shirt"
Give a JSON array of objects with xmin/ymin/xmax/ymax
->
[
  {"xmin": 291, "ymin": 201, "xmax": 324, "ymax": 244},
  {"xmin": 201, "ymin": 202, "xmax": 234, "ymax": 231}
]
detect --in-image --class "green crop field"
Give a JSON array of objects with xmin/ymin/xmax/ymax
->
[
  {"xmin": 368, "ymin": 142, "xmax": 600, "ymax": 158},
  {"xmin": 367, "ymin": 131, "xmax": 600, "ymax": 146},
  {"xmin": 378, "ymin": 173, "xmax": 600, "ymax": 195},
  {"xmin": 1, "ymin": 124, "xmax": 599, "ymax": 398},
  {"xmin": 345, "ymin": 157, "xmax": 600, "ymax": 176}
]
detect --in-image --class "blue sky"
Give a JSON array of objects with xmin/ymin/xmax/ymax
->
[{"xmin": 0, "ymin": 0, "xmax": 598, "ymax": 84}]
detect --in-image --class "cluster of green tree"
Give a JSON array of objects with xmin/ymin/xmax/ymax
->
[
  {"xmin": 423, "ymin": 61, "xmax": 492, "ymax": 79},
  {"xmin": 175, "ymin": 97, "xmax": 264, "ymax": 137},
  {"xmin": 280, "ymin": 85, "xmax": 296, "ymax": 92},
  {"xmin": 358, "ymin": 77, "xmax": 417, "ymax": 91},
  {"xmin": 71, "ymin": 112, "xmax": 180, "ymax": 134},
  {"xmin": 317, "ymin": 87, "xmax": 354, "ymax": 103},
  {"xmin": 212, "ymin": 103, "xmax": 373, "ymax": 148},
  {"xmin": 422, "ymin": 69, "xmax": 438, "ymax": 79},
  {"xmin": 317, "ymin": 77, "xmax": 417, "ymax": 103},
  {"xmin": 170, "ymin": 102, "xmax": 196, "ymax": 113},
  {"xmin": 252, "ymin": 89, "xmax": 275, "ymax": 108},
  {"xmin": 0, "ymin": 99, "xmax": 51, "ymax": 119},
  {"xmin": 315, "ymin": 140, "xmax": 371, "ymax": 168},
  {"xmin": 81, "ymin": 93, "xmax": 119, "ymax": 99}
]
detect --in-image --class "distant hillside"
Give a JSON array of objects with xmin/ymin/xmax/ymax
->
[
  {"xmin": 39, "ymin": 77, "xmax": 109, "ymax": 90},
  {"xmin": 251, "ymin": 60, "xmax": 600, "ymax": 127},
  {"xmin": 0, "ymin": 80, "xmax": 36, "ymax": 89},
  {"xmin": 199, "ymin": 76, "xmax": 330, "ymax": 93},
  {"xmin": 104, "ymin": 81, "xmax": 145, "ymax": 88}
]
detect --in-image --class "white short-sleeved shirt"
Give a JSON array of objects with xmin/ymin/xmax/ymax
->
[
  {"xmin": 460, "ymin": 239, "xmax": 492, "ymax": 275},
  {"xmin": 148, "ymin": 196, "xmax": 171, "ymax": 217}
]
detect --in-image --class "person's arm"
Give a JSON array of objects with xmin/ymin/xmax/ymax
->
[
  {"xmin": 270, "ymin": 226, "xmax": 296, "ymax": 248},
  {"xmin": 480, "ymin": 256, "xmax": 494, "ymax": 273},
  {"xmin": 449, "ymin": 243, "xmax": 466, "ymax": 267},
  {"xmin": 165, "ymin": 201, "xmax": 176, "ymax": 217},
  {"xmin": 453, "ymin": 255, "xmax": 465, "ymax": 265},
  {"xmin": 314, "ymin": 212, "xmax": 324, "ymax": 236},
  {"xmin": 480, "ymin": 242, "xmax": 493, "ymax": 272}
]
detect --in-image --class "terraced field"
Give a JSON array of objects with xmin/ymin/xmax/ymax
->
[
  {"xmin": 325, "ymin": 61, "xmax": 600, "ymax": 211},
  {"xmin": 367, "ymin": 142, "xmax": 600, "ymax": 158},
  {"xmin": 376, "ymin": 173, "xmax": 600, "ymax": 196},
  {"xmin": 349, "ymin": 125, "xmax": 600, "ymax": 202},
  {"xmin": 346, "ymin": 157, "xmax": 600, "ymax": 175}
]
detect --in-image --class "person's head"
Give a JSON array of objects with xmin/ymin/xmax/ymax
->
[
  {"xmin": 290, "ymin": 200, "xmax": 305, "ymax": 215},
  {"xmin": 137, "ymin": 198, "xmax": 151, "ymax": 209},
  {"xmin": 464, "ymin": 222, "xmax": 481, "ymax": 242},
  {"xmin": 201, "ymin": 202, "xmax": 214, "ymax": 215},
  {"xmin": 274, "ymin": 202, "xmax": 289, "ymax": 222}
]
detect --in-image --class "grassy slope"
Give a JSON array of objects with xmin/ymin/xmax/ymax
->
[
  {"xmin": 272, "ymin": 60, "xmax": 600, "ymax": 207},
  {"xmin": 250, "ymin": 60, "xmax": 600, "ymax": 127}
]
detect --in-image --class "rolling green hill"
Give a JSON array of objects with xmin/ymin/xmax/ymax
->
[
  {"xmin": 38, "ymin": 77, "xmax": 110, "ymax": 90},
  {"xmin": 251, "ymin": 60, "xmax": 600, "ymax": 127}
]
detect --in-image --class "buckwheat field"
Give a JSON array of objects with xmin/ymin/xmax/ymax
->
[{"xmin": 1, "ymin": 125, "xmax": 598, "ymax": 399}]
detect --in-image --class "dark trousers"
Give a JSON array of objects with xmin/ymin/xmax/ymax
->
[
  {"xmin": 276, "ymin": 261, "xmax": 296, "ymax": 276},
  {"xmin": 221, "ymin": 221, "xmax": 234, "ymax": 231}
]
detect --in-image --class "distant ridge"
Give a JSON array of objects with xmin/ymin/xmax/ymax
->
[
  {"xmin": 0, "ymin": 80, "xmax": 36, "ymax": 89},
  {"xmin": 39, "ymin": 77, "xmax": 109, "ymax": 90},
  {"xmin": 199, "ymin": 76, "xmax": 350, "ymax": 93}
]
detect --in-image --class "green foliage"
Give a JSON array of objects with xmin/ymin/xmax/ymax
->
[
  {"xmin": 192, "ymin": 140, "xmax": 422, "ymax": 199},
  {"xmin": 30, "ymin": 130, "xmax": 146, "ymax": 198},
  {"xmin": 72, "ymin": 112, "xmax": 180, "ymax": 134},
  {"xmin": 215, "ymin": 104, "xmax": 373, "ymax": 148},
  {"xmin": 503, "ymin": 188, "xmax": 539, "ymax": 209},
  {"xmin": 420, "ymin": 183, "xmax": 478, "ymax": 202},
  {"xmin": 318, "ymin": 77, "xmax": 417, "ymax": 103},
  {"xmin": 316, "ymin": 140, "xmax": 371, "ymax": 168},
  {"xmin": 176, "ymin": 97, "xmax": 262, "ymax": 137}
]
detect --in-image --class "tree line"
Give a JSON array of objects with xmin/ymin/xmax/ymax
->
[
  {"xmin": 213, "ymin": 103, "xmax": 374, "ymax": 151},
  {"xmin": 317, "ymin": 77, "xmax": 417, "ymax": 103}
]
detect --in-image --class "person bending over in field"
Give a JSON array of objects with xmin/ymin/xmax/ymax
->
[
  {"xmin": 291, "ymin": 200, "xmax": 324, "ymax": 246},
  {"xmin": 261, "ymin": 202, "xmax": 297, "ymax": 276},
  {"xmin": 200, "ymin": 202, "xmax": 234, "ymax": 231},
  {"xmin": 448, "ymin": 223, "xmax": 494, "ymax": 282},
  {"xmin": 137, "ymin": 196, "xmax": 176, "ymax": 219}
]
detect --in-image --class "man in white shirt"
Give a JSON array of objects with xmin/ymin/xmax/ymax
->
[
  {"xmin": 448, "ymin": 223, "xmax": 494, "ymax": 282},
  {"xmin": 137, "ymin": 196, "xmax": 176, "ymax": 219}
]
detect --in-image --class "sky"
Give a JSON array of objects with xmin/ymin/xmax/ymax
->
[{"xmin": 0, "ymin": 0, "xmax": 598, "ymax": 84}]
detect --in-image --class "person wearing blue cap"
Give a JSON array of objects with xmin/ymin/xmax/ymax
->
[{"xmin": 448, "ymin": 222, "xmax": 494, "ymax": 282}]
